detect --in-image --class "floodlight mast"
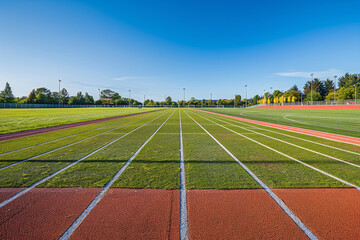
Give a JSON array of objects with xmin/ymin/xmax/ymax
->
[
  {"xmin": 58, "ymin": 80, "xmax": 61, "ymax": 106},
  {"xmin": 129, "ymin": 90, "xmax": 131, "ymax": 107},
  {"xmin": 245, "ymin": 85, "xmax": 248, "ymax": 108},
  {"xmin": 334, "ymin": 75, "xmax": 337, "ymax": 103},
  {"xmin": 310, "ymin": 73, "xmax": 314, "ymax": 104}
]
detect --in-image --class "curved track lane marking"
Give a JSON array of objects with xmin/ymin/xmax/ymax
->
[
  {"xmin": 0, "ymin": 112, "xmax": 158, "ymax": 171},
  {"xmin": 184, "ymin": 110, "xmax": 318, "ymax": 240},
  {"xmin": 207, "ymin": 114, "xmax": 360, "ymax": 157},
  {"xmin": 179, "ymin": 109, "xmax": 189, "ymax": 240},
  {"xmin": 191, "ymin": 111, "xmax": 360, "ymax": 191},
  {"xmin": 198, "ymin": 110, "xmax": 360, "ymax": 146},
  {"xmin": 197, "ymin": 112, "xmax": 360, "ymax": 169},
  {"xmin": 0, "ymin": 111, "xmax": 170, "ymax": 209},
  {"xmin": 59, "ymin": 110, "xmax": 176, "ymax": 240}
]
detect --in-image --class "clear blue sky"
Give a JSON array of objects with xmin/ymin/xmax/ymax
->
[{"xmin": 1, "ymin": 0, "xmax": 359, "ymax": 101}]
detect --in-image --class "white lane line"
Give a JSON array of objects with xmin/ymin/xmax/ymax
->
[
  {"xmin": 0, "ymin": 112, "xmax": 159, "ymax": 171},
  {"xmin": 207, "ymin": 114, "xmax": 360, "ymax": 157},
  {"xmin": 59, "ymin": 110, "xmax": 176, "ymax": 240},
  {"xmin": 0, "ymin": 116, "xmax": 139, "ymax": 156},
  {"xmin": 179, "ymin": 109, "xmax": 189, "ymax": 240},
  {"xmin": 0, "ymin": 111, "xmax": 170, "ymax": 209},
  {"xmin": 198, "ymin": 112, "xmax": 360, "ymax": 169},
  {"xmin": 184, "ymin": 110, "xmax": 318, "ymax": 240},
  {"xmin": 192, "ymin": 111, "xmax": 360, "ymax": 191}
]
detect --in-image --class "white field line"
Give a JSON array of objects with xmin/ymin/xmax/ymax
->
[
  {"xmin": 184, "ymin": 110, "xmax": 318, "ymax": 240},
  {"xmin": 0, "ymin": 116, "xmax": 141, "ymax": 156},
  {"xmin": 197, "ymin": 113, "xmax": 360, "ymax": 169},
  {"xmin": 191, "ymin": 111, "xmax": 360, "ymax": 191},
  {"xmin": 179, "ymin": 109, "xmax": 189, "ymax": 240},
  {"xmin": 0, "ymin": 111, "xmax": 170, "ymax": 209},
  {"xmin": 0, "ymin": 112, "xmax": 162, "ymax": 171},
  {"xmin": 207, "ymin": 114, "xmax": 360, "ymax": 157},
  {"xmin": 59, "ymin": 110, "xmax": 176, "ymax": 240}
]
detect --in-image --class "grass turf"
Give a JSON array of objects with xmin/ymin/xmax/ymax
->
[
  {"xmin": 0, "ymin": 107, "xmax": 158, "ymax": 134},
  {"xmin": 205, "ymin": 108, "xmax": 360, "ymax": 138}
]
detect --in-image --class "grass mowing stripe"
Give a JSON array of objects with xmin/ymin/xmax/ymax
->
[
  {"xmin": 179, "ymin": 109, "xmax": 189, "ymax": 240},
  {"xmin": 0, "ymin": 111, "xmax": 170, "ymax": 209},
  {"xmin": 198, "ymin": 112, "xmax": 360, "ymax": 169},
  {"xmin": 191, "ymin": 110, "xmax": 360, "ymax": 191},
  {"xmin": 0, "ymin": 112, "xmax": 159, "ymax": 171},
  {"xmin": 59, "ymin": 110, "xmax": 176, "ymax": 240},
  {"xmin": 207, "ymin": 113, "xmax": 360, "ymax": 157},
  {"xmin": 0, "ymin": 114, "xmax": 145, "ymax": 156},
  {"xmin": 184, "ymin": 110, "xmax": 318, "ymax": 240}
]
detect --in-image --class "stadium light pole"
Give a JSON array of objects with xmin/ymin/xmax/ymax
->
[
  {"xmin": 245, "ymin": 85, "xmax": 247, "ymax": 108},
  {"xmin": 58, "ymin": 80, "xmax": 61, "ymax": 106},
  {"xmin": 128, "ymin": 90, "xmax": 131, "ymax": 107},
  {"xmin": 183, "ymin": 88, "xmax": 186, "ymax": 105},
  {"xmin": 310, "ymin": 73, "xmax": 314, "ymax": 105},
  {"xmin": 333, "ymin": 75, "xmax": 337, "ymax": 104}
]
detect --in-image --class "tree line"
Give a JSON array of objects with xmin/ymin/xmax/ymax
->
[{"xmin": 0, "ymin": 73, "xmax": 359, "ymax": 106}]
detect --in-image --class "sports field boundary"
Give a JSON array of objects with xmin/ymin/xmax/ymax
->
[
  {"xmin": 0, "ymin": 110, "xmax": 163, "ymax": 142},
  {"xmin": 197, "ymin": 109, "xmax": 360, "ymax": 146}
]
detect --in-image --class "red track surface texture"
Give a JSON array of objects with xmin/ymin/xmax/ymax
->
[
  {"xmin": 0, "ymin": 188, "xmax": 359, "ymax": 239},
  {"xmin": 198, "ymin": 109, "xmax": 360, "ymax": 145},
  {"xmin": 0, "ymin": 110, "xmax": 159, "ymax": 142},
  {"xmin": 256, "ymin": 105, "xmax": 360, "ymax": 110}
]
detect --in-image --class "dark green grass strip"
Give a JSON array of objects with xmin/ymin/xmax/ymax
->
[
  {"xmin": 206, "ymin": 108, "xmax": 360, "ymax": 138},
  {"xmin": 0, "ymin": 111, "xmax": 169, "ymax": 188},
  {"xmin": 186, "ymin": 110, "xmax": 348, "ymax": 189},
  {"xmin": 195, "ymin": 111, "xmax": 360, "ymax": 187},
  {"xmin": 181, "ymin": 110, "xmax": 259, "ymax": 189},
  {"xmin": 113, "ymin": 111, "xmax": 180, "ymax": 189}
]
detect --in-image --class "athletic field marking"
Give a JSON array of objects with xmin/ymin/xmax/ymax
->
[
  {"xmin": 0, "ymin": 116, "xmax": 140, "ymax": 156},
  {"xmin": 192, "ymin": 111, "xmax": 360, "ymax": 191},
  {"xmin": 0, "ymin": 112, "xmax": 159, "ymax": 171},
  {"xmin": 199, "ymin": 110, "xmax": 360, "ymax": 146},
  {"xmin": 0, "ymin": 111, "xmax": 170, "ymax": 209},
  {"xmin": 179, "ymin": 109, "xmax": 189, "ymax": 240},
  {"xmin": 206, "ymin": 114, "xmax": 360, "ymax": 157},
  {"xmin": 59, "ymin": 110, "xmax": 176, "ymax": 240},
  {"xmin": 184, "ymin": 110, "xmax": 318, "ymax": 240},
  {"xmin": 156, "ymin": 132, "xmax": 205, "ymax": 135},
  {"xmin": 199, "ymin": 113, "xmax": 360, "ymax": 169}
]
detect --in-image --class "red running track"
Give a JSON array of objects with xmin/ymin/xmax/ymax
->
[
  {"xmin": 0, "ymin": 110, "xmax": 161, "ymax": 142},
  {"xmin": 198, "ymin": 109, "xmax": 360, "ymax": 145}
]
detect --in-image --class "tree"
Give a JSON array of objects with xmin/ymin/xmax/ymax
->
[
  {"xmin": 235, "ymin": 95, "xmax": 242, "ymax": 106},
  {"xmin": 36, "ymin": 93, "xmax": 47, "ymax": 103},
  {"xmin": 323, "ymin": 79, "xmax": 335, "ymax": 97},
  {"xmin": 289, "ymin": 85, "xmax": 299, "ymax": 92},
  {"xmin": 27, "ymin": 89, "xmax": 37, "ymax": 103},
  {"xmin": 165, "ymin": 96, "xmax": 172, "ymax": 105},
  {"xmin": 303, "ymin": 91, "xmax": 322, "ymax": 102},
  {"xmin": 85, "ymin": 92, "xmax": 94, "ymax": 105},
  {"xmin": 0, "ymin": 82, "xmax": 15, "ymax": 101},
  {"xmin": 60, "ymin": 88, "xmax": 70, "ymax": 104},
  {"xmin": 338, "ymin": 73, "xmax": 360, "ymax": 88}
]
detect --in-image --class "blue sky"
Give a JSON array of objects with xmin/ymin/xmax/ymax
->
[{"xmin": 0, "ymin": 0, "xmax": 359, "ymax": 101}]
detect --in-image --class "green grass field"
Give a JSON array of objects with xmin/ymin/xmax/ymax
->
[
  {"xmin": 0, "ymin": 108, "xmax": 359, "ymax": 190},
  {"xmin": 0, "ymin": 107, "xmax": 158, "ymax": 134},
  {"xmin": 206, "ymin": 108, "xmax": 360, "ymax": 138}
]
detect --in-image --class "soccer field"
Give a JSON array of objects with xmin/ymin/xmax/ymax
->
[
  {"xmin": 206, "ymin": 107, "xmax": 360, "ymax": 138},
  {"xmin": 0, "ymin": 108, "xmax": 359, "ymax": 239}
]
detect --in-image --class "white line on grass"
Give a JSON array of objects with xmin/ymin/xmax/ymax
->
[
  {"xmin": 192, "ymin": 111, "xmax": 360, "ymax": 191},
  {"xmin": 179, "ymin": 109, "xmax": 189, "ymax": 240},
  {"xmin": 184, "ymin": 110, "xmax": 318, "ymax": 240},
  {"xmin": 0, "ymin": 112, "xmax": 159, "ymax": 171},
  {"xmin": 207, "ymin": 114, "xmax": 360, "ymax": 157},
  {"xmin": 0, "ymin": 111, "xmax": 170, "ymax": 209},
  {"xmin": 59, "ymin": 110, "xmax": 176, "ymax": 240},
  {"xmin": 197, "ymin": 112, "xmax": 360, "ymax": 169}
]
